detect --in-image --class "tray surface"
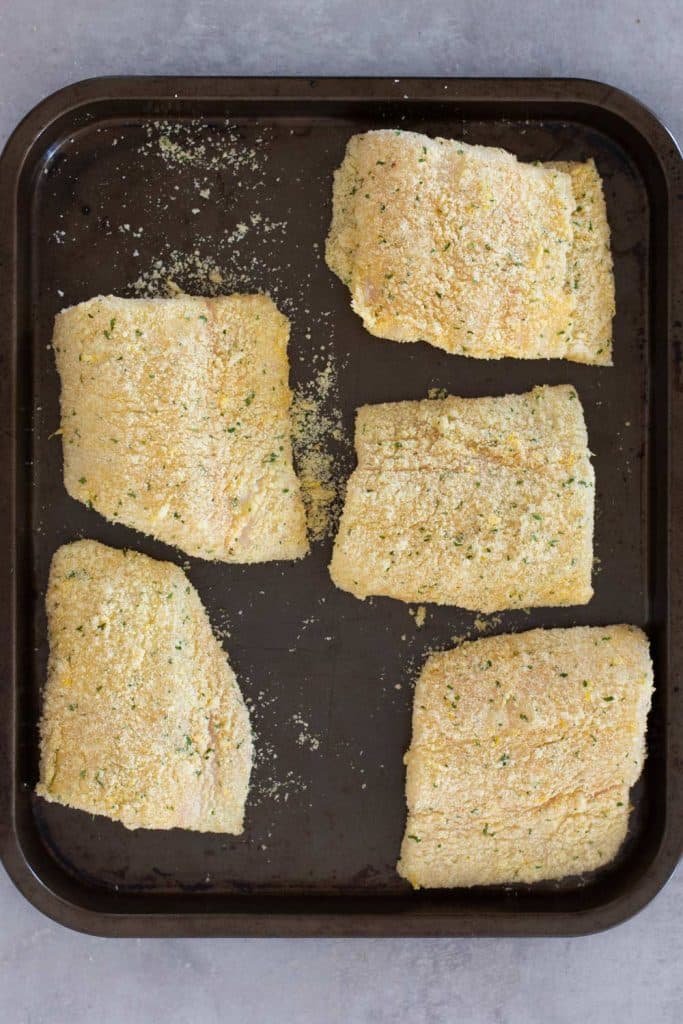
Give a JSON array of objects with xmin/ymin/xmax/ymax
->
[{"xmin": 1, "ymin": 77, "xmax": 681, "ymax": 936}]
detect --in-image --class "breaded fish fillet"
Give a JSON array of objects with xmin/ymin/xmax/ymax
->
[
  {"xmin": 397, "ymin": 625, "xmax": 653, "ymax": 887},
  {"xmin": 52, "ymin": 294, "xmax": 309, "ymax": 562},
  {"xmin": 326, "ymin": 130, "xmax": 614, "ymax": 364},
  {"xmin": 329, "ymin": 385, "xmax": 594, "ymax": 612},
  {"xmin": 36, "ymin": 540, "xmax": 252, "ymax": 833}
]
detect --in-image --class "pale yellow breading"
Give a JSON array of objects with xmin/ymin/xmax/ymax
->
[
  {"xmin": 397, "ymin": 625, "xmax": 653, "ymax": 887},
  {"xmin": 36, "ymin": 541, "xmax": 253, "ymax": 833},
  {"xmin": 53, "ymin": 294, "xmax": 309, "ymax": 562},
  {"xmin": 326, "ymin": 130, "xmax": 614, "ymax": 364},
  {"xmin": 329, "ymin": 385, "xmax": 594, "ymax": 613},
  {"xmin": 547, "ymin": 159, "xmax": 615, "ymax": 365}
]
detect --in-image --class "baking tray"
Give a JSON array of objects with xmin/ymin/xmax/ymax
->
[{"xmin": 0, "ymin": 77, "xmax": 682, "ymax": 938}]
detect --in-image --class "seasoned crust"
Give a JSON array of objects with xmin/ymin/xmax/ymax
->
[
  {"xmin": 329, "ymin": 385, "xmax": 595, "ymax": 613},
  {"xmin": 326, "ymin": 130, "xmax": 614, "ymax": 364},
  {"xmin": 36, "ymin": 540, "xmax": 253, "ymax": 833},
  {"xmin": 547, "ymin": 159, "xmax": 615, "ymax": 365},
  {"xmin": 397, "ymin": 625, "xmax": 653, "ymax": 887},
  {"xmin": 52, "ymin": 294, "xmax": 309, "ymax": 562}
]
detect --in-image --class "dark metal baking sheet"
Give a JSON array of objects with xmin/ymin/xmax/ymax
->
[{"xmin": 0, "ymin": 77, "xmax": 681, "ymax": 937}]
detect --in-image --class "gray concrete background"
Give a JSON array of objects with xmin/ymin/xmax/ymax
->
[{"xmin": 0, "ymin": 1, "xmax": 681, "ymax": 1021}]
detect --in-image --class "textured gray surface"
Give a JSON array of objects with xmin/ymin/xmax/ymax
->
[{"xmin": 1, "ymin": 1, "xmax": 681, "ymax": 1022}]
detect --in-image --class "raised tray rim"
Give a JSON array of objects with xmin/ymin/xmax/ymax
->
[{"xmin": 1, "ymin": 75, "xmax": 681, "ymax": 937}]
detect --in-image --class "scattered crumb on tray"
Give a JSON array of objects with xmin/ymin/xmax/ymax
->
[
  {"xmin": 290, "ymin": 712, "xmax": 322, "ymax": 752},
  {"xmin": 290, "ymin": 353, "xmax": 344, "ymax": 543},
  {"xmin": 131, "ymin": 250, "xmax": 226, "ymax": 297},
  {"xmin": 408, "ymin": 605, "xmax": 427, "ymax": 628},
  {"xmin": 472, "ymin": 613, "xmax": 502, "ymax": 635},
  {"xmin": 139, "ymin": 119, "xmax": 268, "ymax": 175},
  {"xmin": 246, "ymin": 695, "xmax": 307, "ymax": 807}
]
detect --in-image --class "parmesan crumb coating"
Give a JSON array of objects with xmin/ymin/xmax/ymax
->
[
  {"xmin": 329, "ymin": 385, "xmax": 594, "ymax": 613},
  {"xmin": 52, "ymin": 293, "xmax": 309, "ymax": 562},
  {"xmin": 398, "ymin": 625, "xmax": 653, "ymax": 887},
  {"xmin": 37, "ymin": 540, "xmax": 253, "ymax": 833},
  {"xmin": 547, "ymin": 159, "xmax": 615, "ymax": 364},
  {"xmin": 326, "ymin": 130, "xmax": 614, "ymax": 364}
]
